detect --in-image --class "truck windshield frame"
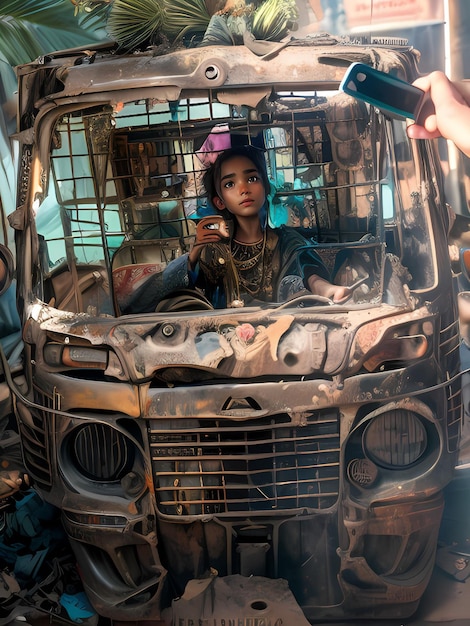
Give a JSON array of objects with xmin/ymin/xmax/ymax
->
[{"xmin": 34, "ymin": 86, "xmax": 437, "ymax": 317}]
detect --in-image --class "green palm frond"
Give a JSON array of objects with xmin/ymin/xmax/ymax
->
[
  {"xmin": 73, "ymin": 1, "xmax": 112, "ymax": 32},
  {"xmin": 106, "ymin": 0, "xmax": 165, "ymax": 49},
  {"xmin": 0, "ymin": 0, "xmax": 106, "ymax": 65},
  {"xmin": 162, "ymin": 0, "xmax": 211, "ymax": 37},
  {"xmin": 251, "ymin": 0, "xmax": 298, "ymax": 41},
  {"xmin": 71, "ymin": 0, "xmax": 112, "ymax": 16},
  {"xmin": 1, "ymin": 0, "xmax": 107, "ymax": 32}
]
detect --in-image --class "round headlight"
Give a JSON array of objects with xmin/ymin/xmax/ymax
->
[
  {"xmin": 363, "ymin": 409, "xmax": 427, "ymax": 468},
  {"xmin": 71, "ymin": 423, "xmax": 134, "ymax": 481}
]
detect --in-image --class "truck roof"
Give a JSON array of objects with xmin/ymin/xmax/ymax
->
[{"xmin": 15, "ymin": 35, "xmax": 421, "ymax": 133}]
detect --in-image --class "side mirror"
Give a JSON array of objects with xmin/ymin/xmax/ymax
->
[{"xmin": 0, "ymin": 244, "xmax": 14, "ymax": 296}]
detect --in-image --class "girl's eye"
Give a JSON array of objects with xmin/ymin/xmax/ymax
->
[{"xmin": 248, "ymin": 175, "xmax": 259, "ymax": 183}]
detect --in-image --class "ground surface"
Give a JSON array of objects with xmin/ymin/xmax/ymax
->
[{"xmin": 27, "ymin": 563, "xmax": 470, "ymax": 626}]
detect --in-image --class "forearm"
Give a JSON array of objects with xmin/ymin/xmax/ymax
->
[
  {"xmin": 307, "ymin": 274, "xmax": 334, "ymax": 296},
  {"xmin": 188, "ymin": 244, "xmax": 202, "ymax": 269},
  {"xmin": 307, "ymin": 274, "xmax": 351, "ymax": 304}
]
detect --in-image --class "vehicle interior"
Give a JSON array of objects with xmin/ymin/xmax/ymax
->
[{"xmin": 34, "ymin": 85, "xmax": 435, "ymax": 316}]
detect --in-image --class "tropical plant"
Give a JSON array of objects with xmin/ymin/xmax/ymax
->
[
  {"xmin": 71, "ymin": 0, "xmax": 113, "ymax": 16},
  {"xmin": 162, "ymin": 0, "xmax": 213, "ymax": 38},
  {"xmin": 0, "ymin": 0, "xmax": 108, "ymax": 67},
  {"xmin": 106, "ymin": 0, "xmax": 166, "ymax": 49},
  {"xmin": 251, "ymin": 0, "xmax": 298, "ymax": 40},
  {"xmin": 104, "ymin": 0, "xmax": 299, "ymax": 49}
]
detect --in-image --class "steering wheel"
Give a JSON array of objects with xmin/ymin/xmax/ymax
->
[
  {"xmin": 275, "ymin": 294, "xmax": 336, "ymax": 309},
  {"xmin": 155, "ymin": 289, "xmax": 214, "ymax": 312}
]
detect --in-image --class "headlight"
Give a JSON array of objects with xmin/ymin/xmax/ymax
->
[
  {"xmin": 363, "ymin": 409, "xmax": 427, "ymax": 468},
  {"xmin": 70, "ymin": 423, "xmax": 134, "ymax": 481}
]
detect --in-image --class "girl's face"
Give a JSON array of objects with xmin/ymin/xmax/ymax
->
[{"xmin": 214, "ymin": 155, "xmax": 266, "ymax": 218}]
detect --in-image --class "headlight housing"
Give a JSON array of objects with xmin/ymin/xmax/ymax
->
[
  {"xmin": 70, "ymin": 423, "xmax": 134, "ymax": 481},
  {"xmin": 363, "ymin": 409, "xmax": 427, "ymax": 468}
]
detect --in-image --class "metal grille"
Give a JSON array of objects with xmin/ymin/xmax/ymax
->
[
  {"xmin": 447, "ymin": 380, "xmax": 462, "ymax": 453},
  {"xmin": 18, "ymin": 387, "xmax": 55, "ymax": 490},
  {"xmin": 440, "ymin": 318, "xmax": 462, "ymax": 452},
  {"xmin": 150, "ymin": 411, "xmax": 340, "ymax": 516}
]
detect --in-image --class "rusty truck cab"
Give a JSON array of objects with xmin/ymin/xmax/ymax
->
[{"xmin": 8, "ymin": 37, "xmax": 461, "ymax": 623}]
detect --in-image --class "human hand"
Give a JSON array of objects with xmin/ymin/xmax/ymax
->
[
  {"xmin": 188, "ymin": 215, "xmax": 230, "ymax": 268},
  {"xmin": 407, "ymin": 71, "xmax": 470, "ymax": 157},
  {"xmin": 307, "ymin": 275, "xmax": 352, "ymax": 303},
  {"xmin": 195, "ymin": 215, "xmax": 230, "ymax": 246}
]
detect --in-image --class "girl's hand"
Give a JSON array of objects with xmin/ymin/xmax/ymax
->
[
  {"xmin": 195, "ymin": 215, "xmax": 230, "ymax": 246},
  {"xmin": 189, "ymin": 216, "xmax": 230, "ymax": 269},
  {"xmin": 307, "ymin": 275, "xmax": 352, "ymax": 303}
]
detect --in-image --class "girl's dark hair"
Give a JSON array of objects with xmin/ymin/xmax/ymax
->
[{"xmin": 203, "ymin": 145, "xmax": 270, "ymax": 204}]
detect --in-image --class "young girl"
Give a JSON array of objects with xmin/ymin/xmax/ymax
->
[{"xmin": 123, "ymin": 145, "xmax": 350, "ymax": 312}]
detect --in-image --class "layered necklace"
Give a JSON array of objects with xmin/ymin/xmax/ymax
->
[
  {"xmin": 231, "ymin": 229, "xmax": 271, "ymax": 297},
  {"xmin": 199, "ymin": 228, "xmax": 276, "ymax": 306}
]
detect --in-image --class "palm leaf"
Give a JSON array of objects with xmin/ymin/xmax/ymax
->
[
  {"xmin": 2, "ymin": 0, "xmax": 99, "ymax": 32},
  {"xmin": 0, "ymin": 0, "xmax": 106, "ymax": 65},
  {"xmin": 251, "ymin": 0, "xmax": 298, "ymax": 41},
  {"xmin": 162, "ymin": 0, "xmax": 211, "ymax": 37},
  {"xmin": 106, "ymin": 0, "xmax": 165, "ymax": 49},
  {"xmin": 76, "ymin": 2, "xmax": 111, "ymax": 32}
]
